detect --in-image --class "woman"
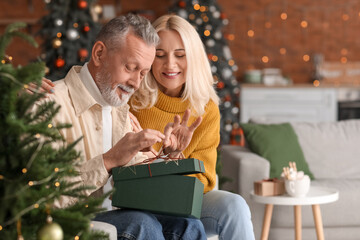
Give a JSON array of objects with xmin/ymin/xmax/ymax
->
[{"xmin": 129, "ymin": 15, "xmax": 255, "ymax": 240}]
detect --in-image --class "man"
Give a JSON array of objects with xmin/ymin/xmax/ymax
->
[{"xmin": 46, "ymin": 14, "xmax": 206, "ymax": 240}]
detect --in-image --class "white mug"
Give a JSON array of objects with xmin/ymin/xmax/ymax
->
[{"xmin": 285, "ymin": 175, "xmax": 310, "ymax": 197}]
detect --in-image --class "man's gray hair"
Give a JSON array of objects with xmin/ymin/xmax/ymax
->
[{"xmin": 96, "ymin": 13, "xmax": 159, "ymax": 51}]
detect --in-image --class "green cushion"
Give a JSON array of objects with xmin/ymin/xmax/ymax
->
[{"xmin": 241, "ymin": 123, "xmax": 314, "ymax": 179}]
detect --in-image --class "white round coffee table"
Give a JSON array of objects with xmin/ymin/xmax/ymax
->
[{"xmin": 250, "ymin": 186, "xmax": 339, "ymax": 240}]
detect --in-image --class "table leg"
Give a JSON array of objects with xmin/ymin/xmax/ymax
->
[
  {"xmin": 294, "ymin": 205, "xmax": 302, "ymax": 240},
  {"xmin": 261, "ymin": 204, "xmax": 273, "ymax": 240},
  {"xmin": 312, "ymin": 204, "xmax": 324, "ymax": 240}
]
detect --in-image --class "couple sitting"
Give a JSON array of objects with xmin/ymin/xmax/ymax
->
[{"xmin": 40, "ymin": 13, "xmax": 255, "ymax": 240}]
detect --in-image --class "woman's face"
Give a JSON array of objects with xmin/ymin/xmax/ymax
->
[{"xmin": 151, "ymin": 29, "xmax": 187, "ymax": 97}]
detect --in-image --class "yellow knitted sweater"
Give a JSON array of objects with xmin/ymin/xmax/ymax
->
[{"xmin": 130, "ymin": 90, "xmax": 220, "ymax": 193}]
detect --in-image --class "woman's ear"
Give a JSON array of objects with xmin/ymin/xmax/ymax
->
[{"xmin": 91, "ymin": 41, "xmax": 106, "ymax": 67}]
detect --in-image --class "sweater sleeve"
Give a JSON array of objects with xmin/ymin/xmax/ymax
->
[{"xmin": 186, "ymin": 101, "xmax": 220, "ymax": 193}]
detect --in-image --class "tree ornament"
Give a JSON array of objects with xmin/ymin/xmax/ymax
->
[
  {"xmin": 91, "ymin": 4, "xmax": 103, "ymax": 22},
  {"xmin": 2, "ymin": 55, "xmax": 13, "ymax": 64},
  {"xmin": 78, "ymin": 0, "xmax": 88, "ymax": 9},
  {"xmin": 178, "ymin": 9, "xmax": 188, "ymax": 19},
  {"xmin": 214, "ymin": 31, "xmax": 222, "ymax": 40},
  {"xmin": 37, "ymin": 215, "xmax": 63, "ymax": 240},
  {"xmin": 211, "ymin": 66, "xmax": 217, "ymax": 73},
  {"xmin": 66, "ymin": 29, "xmax": 79, "ymax": 40},
  {"xmin": 54, "ymin": 18, "xmax": 63, "ymax": 27},
  {"xmin": 178, "ymin": 1, "xmax": 186, "ymax": 8},
  {"xmin": 231, "ymin": 107, "xmax": 239, "ymax": 114},
  {"xmin": 206, "ymin": 39, "xmax": 215, "ymax": 47},
  {"xmin": 224, "ymin": 101, "xmax": 231, "ymax": 108},
  {"xmin": 17, "ymin": 219, "xmax": 24, "ymax": 240},
  {"xmin": 78, "ymin": 48, "xmax": 89, "ymax": 59},
  {"xmin": 230, "ymin": 123, "xmax": 245, "ymax": 146},
  {"xmin": 231, "ymin": 78, "xmax": 238, "ymax": 86},
  {"xmin": 222, "ymin": 68, "xmax": 233, "ymax": 79},
  {"xmin": 55, "ymin": 58, "xmax": 65, "ymax": 68},
  {"xmin": 52, "ymin": 38, "xmax": 62, "ymax": 48},
  {"xmin": 93, "ymin": 4, "xmax": 103, "ymax": 14},
  {"xmin": 83, "ymin": 25, "xmax": 90, "ymax": 32},
  {"xmin": 223, "ymin": 46, "xmax": 232, "ymax": 60},
  {"xmin": 225, "ymin": 123, "xmax": 232, "ymax": 132},
  {"xmin": 213, "ymin": 11, "xmax": 220, "ymax": 18},
  {"xmin": 217, "ymin": 81, "xmax": 225, "ymax": 89}
]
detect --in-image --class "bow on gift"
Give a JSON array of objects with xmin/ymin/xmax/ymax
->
[{"xmin": 143, "ymin": 145, "xmax": 184, "ymax": 164}]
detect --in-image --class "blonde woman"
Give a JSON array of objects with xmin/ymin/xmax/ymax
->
[{"xmin": 130, "ymin": 15, "xmax": 255, "ymax": 240}]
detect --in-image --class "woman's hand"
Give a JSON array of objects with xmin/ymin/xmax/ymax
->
[
  {"xmin": 26, "ymin": 78, "xmax": 55, "ymax": 95},
  {"xmin": 163, "ymin": 109, "xmax": 202, "ymax": 158}
]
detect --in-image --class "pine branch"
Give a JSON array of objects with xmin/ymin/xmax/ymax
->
[
  {"xmin": 16, "ymin": 61, "xmax": 45, "ymax": 84},
  {"xmin": 1, "ymin": 13, "xmax": 108, "ymax": 240},
  {"xmin": 0, "ymin": 22, "xmax": 37, "ymax": 59},
  {"xmin": 3, "ymin": 192, "xmax": 57, "ymax": 227}
]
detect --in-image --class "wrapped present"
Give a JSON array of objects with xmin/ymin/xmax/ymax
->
[
  {"xmin": 111, "ymin": 158, "xmax": 205, "ymax": 218},
  {"xmin": 254, "ymin": 178, "xmax": 285, "ymax": 196}
]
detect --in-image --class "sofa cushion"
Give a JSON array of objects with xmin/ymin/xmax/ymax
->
[
  {"xmin": 241, "ymin": 123, "xmax": 314, "ymax": 179},
  {"xmin": 291, "ymin": 120, "xmax": 360, "ymax": 179}
]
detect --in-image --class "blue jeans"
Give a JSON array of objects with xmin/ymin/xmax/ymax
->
[
  {"xmin": 200, "ymin": 190, "xmax": 255, "ymax": 240},
  {"xmin": 93, "ymin": 209, "xmax": 206, "ymax": 240}
]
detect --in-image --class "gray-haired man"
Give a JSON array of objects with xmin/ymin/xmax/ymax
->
[{"xmin": 47, "ymin": 14, "xmax": 206, "ymax": 239}]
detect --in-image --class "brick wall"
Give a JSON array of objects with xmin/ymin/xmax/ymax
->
[
  {"xmin": 222, "ymin": 0, "xmax": 360, "ymax": 83},
  {"xmin": 2, "ymin": 0, "xmax": 360, "ymax": 83}
]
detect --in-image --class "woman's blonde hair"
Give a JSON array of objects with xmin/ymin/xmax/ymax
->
[{"xmin": 130, "ymin": 14, "xmax": 219, "ymax": 116}]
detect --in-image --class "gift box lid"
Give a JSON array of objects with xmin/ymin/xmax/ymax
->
[{"xmin": 112, "ymin": 158, "xmax": 205, "ymax": 181}]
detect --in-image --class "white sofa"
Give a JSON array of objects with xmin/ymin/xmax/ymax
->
[{"xmin": 221, "ymin": 120, "xmax": 360, "ymax": 240}]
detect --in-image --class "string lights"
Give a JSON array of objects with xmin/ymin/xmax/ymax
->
[{"xmin": 246, "ymin": 0, "xmax": 360, "ymax": 69}]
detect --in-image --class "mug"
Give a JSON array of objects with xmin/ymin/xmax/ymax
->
[{"xmin": 285, "ymin": 175, "xmax": 310, "ymax": 197}]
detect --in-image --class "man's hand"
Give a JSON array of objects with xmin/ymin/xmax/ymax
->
[
  {"xmin": 103, "ymin": 129, "xmax": 165, "ymax": 171},
  {"xmin": 163, "ymin": 109, "xmax": 202, "ymax": 158}
]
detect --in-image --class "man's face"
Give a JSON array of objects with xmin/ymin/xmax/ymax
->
[{"xmin": 96, "ymin": 33, "xmax": 155, "ymax": 106}]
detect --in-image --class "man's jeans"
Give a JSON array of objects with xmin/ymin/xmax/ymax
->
[
  {"xmin": 201, "ymin": 190, "xmax": 255, "ymax": 240},
  {"xmin": 93, "ymin": 209, "xmax": 206, "ymax": 240}
]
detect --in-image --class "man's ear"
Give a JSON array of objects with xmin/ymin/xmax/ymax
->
[{"xmin": 91, "ymin": 41, "xmax": 107, "ymax": 67}]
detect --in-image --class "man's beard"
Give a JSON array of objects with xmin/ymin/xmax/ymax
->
[{"xmin": 95, "ymin": 69, "xmax": 135, "ymax": 107}]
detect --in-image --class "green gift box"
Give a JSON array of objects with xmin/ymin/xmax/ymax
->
[{"xmin": 111, "ymin": 158, "xmax": 205, "ymax": 218}]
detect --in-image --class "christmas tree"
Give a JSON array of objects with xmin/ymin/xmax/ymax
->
[
  {"xmin": 170, "ymin": 0, "xmax": 240, "ymax": 144},
  {"xmin": 39, "ymin": 0, "xmax": 101, "ymax": 80},
  {"xmin": 0, "ymin": 22, "xmax": 107, "ymax": 239}
]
